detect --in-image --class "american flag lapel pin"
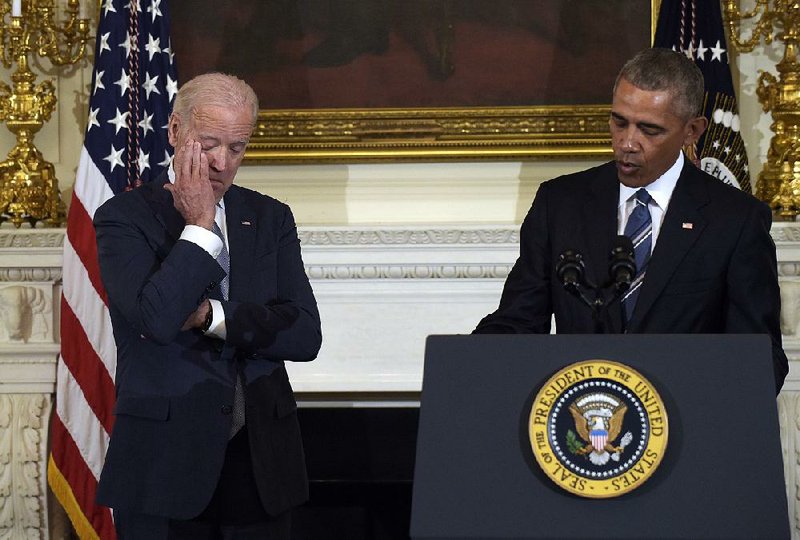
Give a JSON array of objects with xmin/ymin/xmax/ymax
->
[{"xmin": 682, "ymin": 222, "xmax": 693, "ymax": 230}]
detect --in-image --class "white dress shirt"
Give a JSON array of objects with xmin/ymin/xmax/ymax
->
[
  {"xmin": 169, "ymin": 167, "xmax": 228, "ymax": 338},
  {"xmin": 617, "ymin": 152, "xmax": 684, "ymax": 252}
]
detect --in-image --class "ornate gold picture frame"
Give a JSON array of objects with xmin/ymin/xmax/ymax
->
[{"xmin": 171, "ymin": 1, "xmax": 658, "ymax": 163}]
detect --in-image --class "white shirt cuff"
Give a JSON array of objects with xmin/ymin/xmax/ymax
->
[
  {"xmin": 181, "ymin": 225, "xmax": 222, "ymax": 258},
  {"xmin": 205, "ymin": 299, "xmax": 227, "ymax": 340}
]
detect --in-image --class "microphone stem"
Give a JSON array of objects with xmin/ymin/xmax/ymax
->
[{"xmin": 592, "ymin": 291, "xmax": 605, "ymax": 334}]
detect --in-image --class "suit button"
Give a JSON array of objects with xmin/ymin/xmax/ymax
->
[{"xmin": 221, "ymin": 405, "xmax": 232, "ymax": 415}]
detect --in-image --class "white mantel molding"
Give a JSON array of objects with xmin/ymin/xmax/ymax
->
[
  {"xmin": 288, "ymin": 222, "xmax": 800, "ymax": 393},
  {"xmin": 4, "ymin": 223, "xmax": 800, "ymax": 391}
]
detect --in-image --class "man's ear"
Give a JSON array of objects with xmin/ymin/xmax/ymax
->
[
  {"xmin": 167, "ymin": 113, "xmax": 179, "ymax": 147},
  {"xmin": 683, "ymin": 115, "xmax": 708, "ymax": 147}
]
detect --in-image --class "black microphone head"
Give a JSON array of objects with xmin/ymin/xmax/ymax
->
[
  {"xmin": 612, "ymin": 235, "xmax": 634, "ymax": 255},
  {"xmin": 556, "ymin": 249, "xmax": 585, "ymax": 293},
  {"xmin": 609, "ymin": 235, "xmax": 636, "ymax": 292}
]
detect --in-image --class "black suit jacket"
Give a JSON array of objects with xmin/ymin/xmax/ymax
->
[
  {"xmin": 475, "ymin": 160, "xmax": 788, "ymax": 391},
  {"xmin": 94, "ymin": 175, "xmax": 322, "ymax": 519}
]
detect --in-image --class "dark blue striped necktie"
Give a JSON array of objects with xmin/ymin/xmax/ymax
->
[
  {"xmin": 210, "ymin": 220, "xmax": 229, "ymax": 300},
  {"xmin": 211, "ymin": 214, "xmax": 244, "ymax": 438},
  {"xmin": 621, "ymin": 188, "xmax": 652, "ymax": 322}
]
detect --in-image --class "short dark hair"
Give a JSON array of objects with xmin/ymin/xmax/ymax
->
[{"xmin": 614, "ymin": 48, "xmax": 705, "ymax": 120}]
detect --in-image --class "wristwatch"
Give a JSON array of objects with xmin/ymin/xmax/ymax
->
[{"xmin": 201, "ymin": 302, "xmax": 213, "ymax": 333}]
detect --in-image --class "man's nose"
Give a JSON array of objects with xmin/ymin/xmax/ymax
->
[
  {"xmin": 620, "ymin": 127, "xmax": 639, "ymax": 152},
  {"xmin": 206, "ymin": 147, "xmax": 226, "ymax": 171}
]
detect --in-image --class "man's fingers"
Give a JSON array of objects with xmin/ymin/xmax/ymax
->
[
  {"xmin": 191, "ymin": 141, "xmax": 202, "ymax": 180},
  {"xmin": 199, "ymin": 152, "xmax": 209, "ymax": 182},
  {"xmin": 175, "ymin": 139, "xmax": 193, "ymax": 186},
  {"xmin": 167, "ymin": 138, "xmax": 214, "ymax": 225}
]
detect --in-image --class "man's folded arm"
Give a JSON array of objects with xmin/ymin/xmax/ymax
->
[
  {"xmin": 221, "ymin": 206, "xmax": 321, "ymax": 361},
  {"xmin": 94, "ymin": 201, "xmax": 225, "ymax": 345}
]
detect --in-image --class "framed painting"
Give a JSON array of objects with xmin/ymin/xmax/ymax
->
[{"xmin": 170, "ymin": 0, "xmax": 658, "ymax": 163}]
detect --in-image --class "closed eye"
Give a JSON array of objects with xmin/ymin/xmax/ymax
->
[
  {"xmin": 610, "ymin": 113, "xmax": 627, "ymax": 128},
  {"xmin": 638, "ymin": 123, "xmax": 665, "ymax": 136}
]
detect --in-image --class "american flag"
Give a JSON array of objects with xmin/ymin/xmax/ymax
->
[
  {"xmin": 654, "ymin": 0, "xmax": 752, "ymax": 192},
  {"xmin": 47, "ymin": 0, "xmax": 176, "ymax": 537}
]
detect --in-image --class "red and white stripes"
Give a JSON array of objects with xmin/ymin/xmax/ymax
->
[{"xmin": 49, "ymin": 149, "xmax": 118, "ymax": 540}]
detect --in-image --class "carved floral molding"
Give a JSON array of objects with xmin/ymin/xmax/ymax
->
[
  {"xmin": 0, "ymin": 394, "xmax": 51, "ymax": 539},
  {"xmin": 0, "ymin": 231, "xmax": 63, "ymax": 250}
]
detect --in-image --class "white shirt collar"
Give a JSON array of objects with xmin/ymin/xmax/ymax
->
[{"xmin": 618, "ymin": 152, "xmax": 684, "ymax": 211}]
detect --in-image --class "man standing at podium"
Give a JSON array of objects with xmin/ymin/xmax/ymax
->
[{"xmin": 474, "ymin": 48, "xmax": 788, "ymax": 392}]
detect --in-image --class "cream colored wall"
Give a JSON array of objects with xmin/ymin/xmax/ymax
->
[{"xmin": 0, "ymin": 36, "xmax": 778, "ymax": 228}]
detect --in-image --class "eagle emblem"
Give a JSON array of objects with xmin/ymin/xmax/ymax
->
[
  {"xmin": 568, "ymin": 392, "xmax": 633, "ymax": 466},
  {"xmin": 530, "ymin": 360, "xmax": 668, "ymax": 497}
]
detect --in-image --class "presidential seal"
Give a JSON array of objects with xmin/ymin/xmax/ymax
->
[{"xmin": 528, "ymin": 360, "xmax": 668, "ymax": 498}]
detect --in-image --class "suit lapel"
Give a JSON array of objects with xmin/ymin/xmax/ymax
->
[
  {"xmin": 581, "ymin": 164, "xmax": 623, "ymax": 333},
  {"xmin": 627, "ymin": 163, "xmax": 709, "ymax": 330},
  {"xmin": 223, "ymin": 186, "xmax": 257, "ymax": 302},
  {"xmin": 140, "ymin": 172, "xmax": 185, "ymax": 242}
]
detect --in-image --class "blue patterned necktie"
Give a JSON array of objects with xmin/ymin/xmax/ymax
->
[
  {"xmin": 211, "ymin": 215, "xmax": 244, "ymax": 438},
  {"xmin": 621, "ymin": 188, "xmax": 653, "ymax": 322},
  {"xmin": 211, "ymin": 220, "xmax": 229, "ymax": 300}
]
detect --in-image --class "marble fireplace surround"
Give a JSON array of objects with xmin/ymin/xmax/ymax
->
[{"xmin": 3, "ymin": 223, "xmax": 800, "ymax": 537}]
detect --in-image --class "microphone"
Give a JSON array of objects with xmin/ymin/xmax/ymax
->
[
  {"xmin": 556, "ymin": 250, "xmax": 585, "ymax": 293},
  {"xmin": 609, "ymin": 235, "xmax": 636, "ymax": 293}
]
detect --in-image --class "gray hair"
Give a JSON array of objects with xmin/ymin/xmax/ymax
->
[
  {"xmin": 172, "ymin": 72, "xmax": 258, "ymax": 128},
  {"xmin": 614, "ymin": 48, "xmax": 705, "ymax": 120}
]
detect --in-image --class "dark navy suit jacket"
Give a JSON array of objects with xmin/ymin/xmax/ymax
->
[
  {"xmin": 475, "ymin": 160, "xmax": 788, "ymax": 391},
  {"xmin": 94, "ymin": 175, "xmax": 321, "ymax": 519}
]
